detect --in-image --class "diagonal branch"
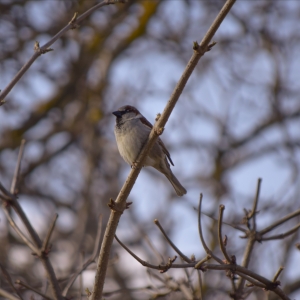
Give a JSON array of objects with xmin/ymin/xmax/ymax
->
[
  {"xmin": 115, "ymin": 235, "xmax": 194, "ymax": 271},
  {"xmin": 90, "ymin": 1, "xmax": 236, "ymax": 298},
  {"xmin": 154, "ymin": 219, "xmax": 192, "ymax": 263},
  {"xmin": 0, "ymin": 264, "xmax": 23, "ymax": 300},
  {"xmin": 248, "ymin": 178, "xmax": 262, "ymax": 231},
  {"xmin": 10, "ymin": 139, "xmax": 26, "ymax": 195},
  {"xmin": 261, "ymin": 223, "xmax": 300, "ymax": 241},
  {"xmin": 0, "ymin": 288, "xmax": 20, "ymax": 300},
  {"xmin": 15, "ymin": 280, "xmax": 53, "ymax": 300},
  {"xmin": 259, "ymin": 209, "xmax": 300, "ymax": 236}
]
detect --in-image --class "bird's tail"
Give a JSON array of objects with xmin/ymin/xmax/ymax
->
[{"xmin": 165, "ymin": 171, "xmax": 187, "ymax": 196}]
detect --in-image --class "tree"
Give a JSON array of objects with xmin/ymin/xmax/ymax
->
[{"xmin": 0, "ymin": 0, "xmax": 299, "ymax": 299}]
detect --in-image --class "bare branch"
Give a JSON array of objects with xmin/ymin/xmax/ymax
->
[
  {"xmin": 0, "ymin": 264, "xmax": 23, "ymax": 300},
  {"xmin": 272, "ymin": 267, "xmax": 284, "ymax": 283},
  {"xmin": 218, "ymin": 204, "xmax": 232, "ymax": 263},
  {"xmin": 15, "ymin": 280, "xmax": 53, "ymax": 300},
  {"xmin": 42, "ymin": 214, "xmax": 59, "ymax": 253},
  {"xmin": 0, "ymin": 181, "xmax": 17, "ymax": 201},
  {"xmin": 197, "ymin": 194, "xmax": 223, "ymax": 264},
  {"xmin": 259, "ymin": 209, "xmax": 300, "ymax": 236},
  {"xmin": 261, "ymin": 223, "xmax": 300, "ymax": 241},
  {"xmin": 10, "ymin": 139, "xmax": 26, "ymax": 195},
  {"xmin": 0, "ymin": 288, "xmax": 20, "ymax": 300},
  {"xmin": 3, "ymin": 208, "xmax": 40, "ymax": 255},
  {"xmin": 62, "ymin": 215, "xmax": 103, "ymax": 297},
  {"xmin": 248, "ymin": 178, "xmax": 262, "ymax": 231},
  {"xmin": 115, "ymin": 235, "xmax": 194, "ymax": 271},
  {"xmin": 154, "ymin": 219, "xmax": 192, "ymax": 263},
  {"xmin": 1, "ymin": 141, "xmax": 63, "ymax": 300},
  {"xmin": 198, "ymin": 209, "xmax": 247, "ymax": 233},
  {"xmin": 197, "ymin": 270, "xmax": 203, "ymax": 300},
  {"xmin": 0, "ymin": 0, "xmax": 124, "ymax": 104}
]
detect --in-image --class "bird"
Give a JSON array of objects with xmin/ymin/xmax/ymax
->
[{"xmin": 112, "ymin": 105, "xmax": 187, "ymax": 196}]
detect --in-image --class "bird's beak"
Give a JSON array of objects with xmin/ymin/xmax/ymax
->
[{"xmin": 112, "ymin": 111, "xmax": 124, "ymax": 118}]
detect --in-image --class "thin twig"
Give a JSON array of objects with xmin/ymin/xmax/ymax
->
[
  {"xmin": 197, "ymin": 270, "xmax": 203, "ymax": 300},
  {"xmin": 128, "ymin": 210, "xmax": 164, "ymax": 263},
  {"xmin": 154, "ymin": 219, "xmax": 192, "ymax": 263},
  {"xmin": 3, "ymin": 208, "xmax": 40, "ymax": 255},
  {"xmin": 10, "ymin": 139, "xmax": 26, "ymax": 195},
  {"xmin": 198, "ymin": 209, "xmax": 247, "ymax": 233},
  {"xmin": 11, "ymin": 200, "xmax": 63, "ymax": 300},
  {"xmin": 103, "ymin": 284, "xmax": 166, "ymax": 297},
  {"xmin": 1, "ymin": 141, "xmax": 63, "ymax": 300},
  {"xmin": 182, "ymin": 263, "xmax": 195, "ymax": 298},
  {"xmin": 0, "ymin": 264, "xmax": 23, "ymax": 300},
  {"xmin": 15, "ymin": 280, "xmax": 53, "ymax": 300},
  {"xmin": 0, "ymin": 288, "xmax": 20, "ymax": 300},
  {"xmin": 218, "ymin": 205, "xmax": 232, "ymax": 263},
  {"xmin": 197, "ymin": 194, "xmax": 223, "ymax": 264},
  {"xmin": 62, "ymin": 215, "xmax": 102, "ymax": 297},
  {"xmin": 79, "ymin": 252, "xmax": 84, "ymax": 300},
  {"xmin": 0, "ymin": 181, "xmax": 17, "ymax": 201},
  {"xmin": 261, "ymin": 223, "xmax": 300, "ymax": 241},
  {"xmin": 248, "ymin": 178, "xmax": 262, "ymax": 231},
  {"xmin": 259, "ymin": 209, "xmax": 300, "ymax": 235},
  {"xmin": 42, "ymin": 214, "xmax": 59, "ymax": 253},
  {"xmin": 237, "ymin": 180, "xmax": 263, "ymax": 293},
  {"xmin": 115, "ymin": 235, "xmax": 194, "ymax": 271},
  {"xmin": 272, "ymin": 267, "xmax": 284, "ymax": 282},
  {"xmin": 178, "ymin": 281, "xmax": 193, "ymax": 299}
]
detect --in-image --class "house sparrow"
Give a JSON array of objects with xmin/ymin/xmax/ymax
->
[{"xmin": 112, "ymin": 105, "xmax": 187, "ymax": 196}]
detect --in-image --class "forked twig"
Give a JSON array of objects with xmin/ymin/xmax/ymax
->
[{"xmin": 115, "ymin": 235, "xmax": 194, "ymax": 271}]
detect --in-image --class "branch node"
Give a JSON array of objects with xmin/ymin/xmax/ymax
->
[
  {"xmin": 159, "ymin": 256, "xmax": 177, "ymax": 273},
  {"xmin": 108, "ymin": 198, "xmax": 124, "ymax": 214},
  {"xmin": 207, "ymin": 41, "xmax": 217, "ymax": 51},
  {"xmin": 272, "ymin": 266, "xmax": 284, "ymax": 283},
  {"xmin": 193, "ymin": 41, "xmax": 199, "ymax": 50},
  {"xmin": 69, "ymin": 12, "xmax": 79, "ymax": 29},
  {"xmin": 34, "ymin": 41, "xmax": 53, "ymax": 55},
  {"xmin": 155, "ymin": 113, "xmax": 161, "ymax": 121},
  {"xmin": 85, "ymin": 288, "xmax": 92, "ymax": 297},
  {"xmin": 195, "ymin": 255, "xmax": 211, "ymax": 271},
  {"xmin": 155, "ymin": 127, "xmax": 164, "ymax": 136},
  {"xmin": 125, "ymin": 201, "xmax": 133, "ymax": 209}
]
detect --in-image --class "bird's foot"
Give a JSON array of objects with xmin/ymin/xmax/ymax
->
[{"xmin": 131, "ymin": 162, "xmax": 141, "ymax": 169}]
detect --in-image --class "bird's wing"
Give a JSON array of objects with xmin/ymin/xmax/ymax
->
[{"xmin": 139, "ymin": 117, "xmax": 174, "ymax": 166}]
